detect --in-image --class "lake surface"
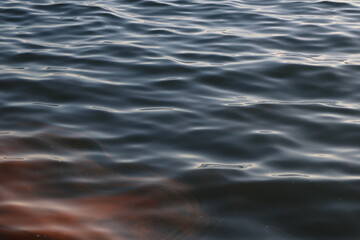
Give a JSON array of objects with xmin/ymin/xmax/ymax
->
[{"xmin": 0, "ymin": 0, "xmax": 359, "ymax": 239}]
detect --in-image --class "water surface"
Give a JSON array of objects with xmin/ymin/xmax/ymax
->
[{"xmin": 0, "ymin": 0, "xmax": 359, "ymax": 239}]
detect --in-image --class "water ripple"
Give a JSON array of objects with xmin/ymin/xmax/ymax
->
[{"xmin": 0, "ymin": 0, "xmax": 359, "ymax": 239}]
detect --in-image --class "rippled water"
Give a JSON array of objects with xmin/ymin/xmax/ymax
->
[{"xmin": 0, "ymin": 0, "xmax": 359, "ymax": 239}]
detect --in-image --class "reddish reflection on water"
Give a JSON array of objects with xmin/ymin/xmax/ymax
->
[{"xmin": 0, "ymin": 126, "xmax": 203, "ymax": 240}]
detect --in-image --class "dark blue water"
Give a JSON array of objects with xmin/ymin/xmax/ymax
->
[{"xmin": 0, "ymin": 0, "xmax": 359, "ymax": 239}]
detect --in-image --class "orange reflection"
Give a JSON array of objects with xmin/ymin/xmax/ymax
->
[{"xmin": 0, "ymin": 126, "xmax": 203, "ymax": 240}]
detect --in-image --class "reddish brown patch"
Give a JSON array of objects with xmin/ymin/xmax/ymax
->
[{"xmin": 0, "ymin": 126, "xmax": 203, "ymax": 240}]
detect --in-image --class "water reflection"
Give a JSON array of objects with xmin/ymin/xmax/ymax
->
[{"xmin": 0, "ymin": 124, "xmax": 204, "ymax": 240}]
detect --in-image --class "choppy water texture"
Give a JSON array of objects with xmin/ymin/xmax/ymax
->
[{"xmin": 0, "ymin": 0, "xmax": 359, "ymax": 239}]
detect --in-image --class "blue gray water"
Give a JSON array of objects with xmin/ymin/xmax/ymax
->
[{"xmin": 0, "ymin": 0, "xmax": 359, "ymax": 239}]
